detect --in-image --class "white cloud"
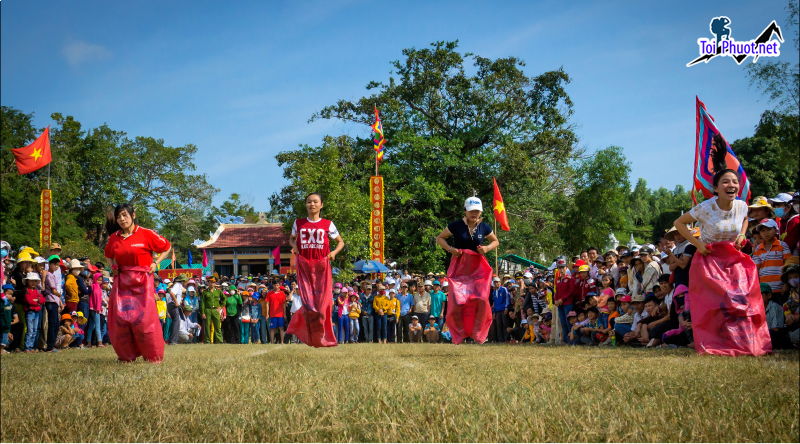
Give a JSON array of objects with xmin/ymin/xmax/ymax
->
[{"xmin": 62, "ymin": 40, "xmax": 112, "ymax": 67}]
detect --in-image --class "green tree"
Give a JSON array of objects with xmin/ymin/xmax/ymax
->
[
  {"xmin": 557, "ymin": 146, "xmax": 631, "ymax": 255},
  {"xmin": 1, "ymin": 107, "xmax": 218, "ymax": 257},
  {"xmin": 304, "ymin": 41, "xmax": 577, "ymax": 272},
  {"xmin": 269, "ymin": 136, "xmax": 371, "ymax": 281}
]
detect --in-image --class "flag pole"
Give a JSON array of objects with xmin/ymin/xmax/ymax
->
[{"xmin": 494, "ymin": 219, "xmax": 498, "ymax": 273}]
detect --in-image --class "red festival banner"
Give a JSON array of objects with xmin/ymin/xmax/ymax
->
[
  {"xmin": 370, "ymin": 176, "xmax": 384, "ymax": 264},
  {"xmin": 158, "ymin": 268, "xmax": 202, "ymax": 281},
  {"xmin": 40, "ymin": 189, "xmax": 52, "ymax": 248}
]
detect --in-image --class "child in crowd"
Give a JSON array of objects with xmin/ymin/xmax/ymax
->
[
  {"xmin": 156, "ymin": 289, "xmax": 168, "ymax": 336},
  {"xmin": 598, "ymin": 275, "xmax": 614, "ymax": 311},
  {"xmin": 336, "ymin": 288, "xmax": 349, "ymax": 344},
  {"xmin": 540, "ymin": 313, "xmax": 552, "ymax": 342},
  {"xmin": 348, "ymin": 291, "xmax": 361, "ymax": 343},
  {"xmin": 424, "ymin": 315, "xmax": 440, "ymax": 343},
  {"xmin": 1, "ymin": 285, "xmax": 19, "ymax": 353},
  {"xmin": 23, "ymin": 273, "xmax": 44, "ymax": 352},
  {"xmin": 752, "ymin": 219, "xmax": 790, "ymax": 297},
  {"xmin": 409, "ymin": 315, "xmax": 423, "ymax": 343},
  {"xmin": 582, "ymin": 307, "xmax": 606, "ymax": 345},
  {"xmin": 762, "ymin": 282, "xmax": 789, "ymax": 349},
  {"xmin": 55, "ymin": 314, "xmax": 75, "ymax": 350}
]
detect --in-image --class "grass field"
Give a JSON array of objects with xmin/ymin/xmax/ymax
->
[{"xmin": 1, "ymin": 343, "xmax": 798, "ymax": 442}]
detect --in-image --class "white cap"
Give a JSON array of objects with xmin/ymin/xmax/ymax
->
[
  {"xmin": 756, "ymin": 218, "xmax": 779, "ymax": 232},
  {"xmin": 771, "ymin": 193, "xmax": 794, "ymax": 203},
  {"xmin": 442, "ymin": 281, "xmax": 449, "ymax": 287},
  {"xmin": 523, "ymin": 272, "xmax": 532, "ymax": 278},
  {"xmin": 464, "ymin": 197, "xmax": 483, "ymax": 212},
  {"xmin": 163, "ymin": 279, "xmax": 171, "ymax": 284},
  {"xmin": 35, "ymin": 256, "xmax": 47, "ymax": 264},
  {"xmin": 386, "ymin": 277, "xmax": 396, "ymax": 285},
  {"xmin": 424, "ymin": 280, "xmax": 432, "ymax": 286},
  {"xmin": 493, "ymin": 276, "xmax": 501, "ymax": 282}
]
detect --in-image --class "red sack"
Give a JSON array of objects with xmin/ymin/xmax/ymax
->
[
  {"xmin": 689, "ymin": 241, "xmax": 772, "ymax": 357},
  {"xmin": 286, "ymin": 255, "xmax": 337, "ymax": 348},
  {"xmin": 444, "ymin": 250, "xmax": 493, "ymax": 345},
  {"xmin": 107, "ymin": 266, "xmax": 164, "ymax": 363}
]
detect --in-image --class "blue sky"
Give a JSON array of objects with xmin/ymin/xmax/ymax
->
[{"xmin": 2, "ymin": 1, "xmax": 796, "ymax": 212}]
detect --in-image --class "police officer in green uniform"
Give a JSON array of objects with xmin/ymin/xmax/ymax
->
[{"xmin": 200, "ymin": 277, "xmax": 223, "ymax": 344}]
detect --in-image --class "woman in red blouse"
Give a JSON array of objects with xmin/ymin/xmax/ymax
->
[{"xmin": 104, "ymin": 203, "xmax": 172, "ymax": 362}]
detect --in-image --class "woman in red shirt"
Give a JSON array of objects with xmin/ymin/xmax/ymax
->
[
  {"xmin": 103, "ymin": 203, "xmax": 172, "ymax": 363},
  {"xmin": 286, "ymin": 193, "xmax": 344, "ymax": 347}
]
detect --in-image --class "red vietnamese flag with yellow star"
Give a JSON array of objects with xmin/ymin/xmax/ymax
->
[
  {"xmin": 11, "ymin": 126, "xmax": 51, "ymax": 174},
  {"xmin": 493, "ymin": 177, "xmax": 510, "ymax": 231}
]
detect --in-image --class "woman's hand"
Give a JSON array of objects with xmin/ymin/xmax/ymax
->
[
  {"xmin": 476, "ymin": 245, "xmax": 486, "ymax": 255},
  {"xmin": 734, "ymin": 235, "xmax": 746, "ymax": 250},
  {"xmin": 696, "ymin": 242, "xmax": 711, "ymax": 256},
  {"xmin": 450, "ymin": 248, "xmax": 462, "ymax": 257},
  {"xmin": 328, "ymin": 252, "xmax": 337, "ymax": 261},
  {"xmin": 149, "ymin": 263, "xmax": 157, "ymax": 275}
]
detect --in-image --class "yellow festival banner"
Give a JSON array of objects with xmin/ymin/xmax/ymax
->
[
  {"xmin": 369, "ymin": 176, "xmax": 384, "ymax": 263},
  {"xmin": 40, "ymin": 189, "xmax": 52, "ymax": 248}
]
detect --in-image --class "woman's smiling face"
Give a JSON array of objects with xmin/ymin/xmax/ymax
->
[{"xmin": 715, "ymin": 172, "xmax": 739, "ymax": 201}]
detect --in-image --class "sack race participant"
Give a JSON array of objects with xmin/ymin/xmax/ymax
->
[
  {"xmin": 673, "ymin": 144, "xmax": 771, "ymax": 356},
  {"xmin": 104, "ymin": 204, "xmax": 172, "ymax": 363},
  {"xmin": 286, "ymin": 193, "xmax": 344, "ymax": 348},
  {"xmin": 436, "ymin": 196, "xmax": 500, "ymax": 344},
  {"xmin": 689, "ymin": 242, "xmax": 772, "ymax": 356}
]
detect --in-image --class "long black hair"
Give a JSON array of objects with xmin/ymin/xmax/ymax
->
[
  {"xmin": 710, "ymin": 133, "xmax": 740, "ymax": 194},
  {"xmin": 105, "ymin": 203, "xmax": 135, "ymax": 235}
]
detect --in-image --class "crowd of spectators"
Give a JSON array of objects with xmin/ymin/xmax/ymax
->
[{"xmin": 2, "ymin": 193, "xmax": 798, "ymax": 353}]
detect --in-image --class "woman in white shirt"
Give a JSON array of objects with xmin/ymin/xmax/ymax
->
[{"xmin": 673, "ymin": 143, "xmax": 748, "ymax": 254}]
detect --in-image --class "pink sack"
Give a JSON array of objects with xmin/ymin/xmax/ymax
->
[
  {"xmin": 444, "ymin": 250, "xmax": 493, "ymax": 345},
  {"xmin": 107, "ymin": 266, "xmax": 164, "ymax": 362},
  {"xmin": 689, "ymin": 241, "xmax": 772, "ymax": 357},
  {"xmin": 286, "ymin": 255, "xmax": 337, "ymax": 348}
]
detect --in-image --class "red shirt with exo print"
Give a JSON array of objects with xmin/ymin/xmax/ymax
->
[
  {"xmin": 104, "ymin": 225, "xmax": 171, "ymax": 267},
  {"xmin": 292, "ymin": 218, "xmax": 340, "ymax": 261}
]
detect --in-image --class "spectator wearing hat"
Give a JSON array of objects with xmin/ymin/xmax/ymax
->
[
  {"xmin": 408, "ymin": 315, "xmax": 423, "ymax": 343},
  {"xmin": 779, "ymin": 193, "xmax": 799, "ymax": 255},
  {"xmin": 668, "ymin": 227, "xmax": 701, "ymax": 289},
  {"xmin": 358, "ymin": 281, "xmax": 374, "ymax": 343},
  {"xmin": 759, "ymin": 282, "xmax": 789, "ymax": 349},
  {"xmin": 176, "ymin": 302, "xmax": 200, "ymax": 344},
  {"xmin": 637, "ymin": 247, "xmax": 661, "ymax": 296},
  {"xmin": 411, "ymin": 283, "xmax": 431, "ymax": 333},
  {"xmin": 752, "ymin": 219, "xmax": 791, "ymax": 302},
  {"xmin": 200, "ymin": 278, "xmax": 223, "ymax": 344},
  {"xmin": 396, "ymin": 283, "xmax": 414, "ymax": 343},
  {"xmin": 491, "ymin": 277, "xmax": 511, "ymax": 342},
  {"xmin": 385, "ymin": 289, "xmax": 401, "ymax": 343},
  {"xmin": 553, "ymin": 258, "xmax": 575, "ymax": 344},
  {"xmin": 266, "ymin": 282, "xmax": 286, "ymax": 344},
  {"xmin": 372, "ymin": 287, "xmax": 390, "ymax": 344},
  {"xmin": 429, "ymin": 280, "xmax": 446, "ymax": 331},
  {"xmin": 2, "ymin": 284, "xmax": 21, "ymax": 353},
  {"xmin": 748, "ymin": 196, "xmax": 776, "ymax": 222},
  {"xmin": 43, "ymin": 255, "xmax": 64, "ymax": 352},
  {"xmin": 424, "ymin": 315, "xmax": 440, "ymax": 343},
  {"xmin": 22, "ymin": 272, "xmax": 44, "ymax": 352},
  {"xmin": 54, "ymin": 314, "xmax": 75, "ymax": 350},
  {"xmin": 63, "ymin": 259, "xmax": 88, "ymax": 315},
  {"xmin": 165, "ymin": 275, "xmax": 187, "ymax": 345},
  {"xmin": 618, "ymin": 294, "xmax": 648, "ymax": 343}
]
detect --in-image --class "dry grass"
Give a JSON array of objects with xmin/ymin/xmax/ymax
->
[{"xmin": 1, "ymin": 344, "xmax": 798, "ymax": 442}]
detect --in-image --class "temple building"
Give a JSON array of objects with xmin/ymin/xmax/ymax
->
[{"xmin": 197, "ymin": 216, "xmax": 292, "ymax": 276}]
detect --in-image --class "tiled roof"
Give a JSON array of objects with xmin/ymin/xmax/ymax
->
[{"xmin": 199, "ymin": 224, "xmax": 290, "ymax": 249}]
